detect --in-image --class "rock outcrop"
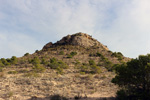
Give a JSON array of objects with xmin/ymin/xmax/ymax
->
[{"xmin": 43, "ymin": 32, "xmax": 109, "ymax": 50}]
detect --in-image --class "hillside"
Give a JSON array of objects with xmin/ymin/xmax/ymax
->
[{"xmin": 0, "ymin": 33, "xmax": 130, "ymax": 100}]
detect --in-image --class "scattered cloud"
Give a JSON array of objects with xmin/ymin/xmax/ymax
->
[{"xmin": 0, "ymin": 0, "xmax": 150, "ymax": 58}]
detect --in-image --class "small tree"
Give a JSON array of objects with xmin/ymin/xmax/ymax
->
[
  {"xmin": 1, "ymin": 58, "xmax": 10, "ymax": 65},
  {"xmin": 11, "ymin": 56, "xmax": 18, "ymax": 64},
  {"xmin": 0, "ymin": 60, "xmax": 4, "ymax": 67},
  {"xmin": 112, "ymin": 54, "xmax": 150, "ymax": 100},
  {"xmin": 24, "ymin": 53, "xmax": 29, "ymax": 56},
  {"xmin": 89, "ymin": 60, "xmax": 95, "ymax": 66},
  {"xmin": 30, "ymin": 57, "xmax": 40, "ymax": 65}
]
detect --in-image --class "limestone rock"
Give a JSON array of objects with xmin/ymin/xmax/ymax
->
[{"xmin": 42, "ymin": 32, "xmax": 109, "ymax": 50}]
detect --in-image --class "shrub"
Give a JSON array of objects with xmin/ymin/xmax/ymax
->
[
  {"xmin": 74, "ymin": 59, "xmax": 80, "ymax": 66},
  {"xmin": 48, "ymin": 58, "xmax": 68, "ymax": 74},
  {"xmin": 97, "ymin": 62, "xmax": 102, "ymax": 66},
  {"xmin": 80, "ymin": 72, "xmax": 85, "ymax": 75},
  {"xmin": 41, "ymin": 58, "xmax": 48, "ymax": 65},
  {"xmin": 96, "ymin": 52, "xmax": 102, "ymax": 57},
  {"xmin": 35, "ymin": 50, "xmax": 39, "ymax": 53},
  {"xmin": 100, "ymin": 55, "xmax": 105, "ymax": 60},
  {"xmin": 24, "ymin": 53, "xmax": 29, "ymax": 56},
  {"xmin": 67, "ymin": 54, "xmax": 73, "ymax": 58},
  {"xmin": 89, "ymin": 52, "xmax": 103, "ymax": 57},
  {"xmin": 1, "ymin": 58, "xmax": 10, "ymax": 65},
  {"xmin": 70, "ymin": 51, "xmax": 77, "ymax": 56},
  {"xmin": 111, "ymin": 52, "xmax": 123, "ymax": 61},
  {"xmin": 67, "ymin": 51, "xmax": 77, "ymax": 58},
  {"xmin": 80, "ymin": 65, "xmax": 88, "ymax": 73},
  {"xmin": 90, "ymin": 65, "xmax": 101, "ymax": 74},
  {"xmin": 0, "ymin": 60, "xmax": 4, "ymax": 67},
  {"xmin": 10, "ymin": 56, "xmax": 18, "ymax": 64},
  {"xmin": 59, "ymin": 51, "xmax": 64, "ymax": 55},
  {"xmin": 30, "ymin": 57, "xmax": 40, "ymax": 65},
  {"xmin": 0, "ymin": 67, "xmax": 3, "ymax": 72},
  {"xmin": 89, "ymin": 60, "xmax": 95, "ymax": 66},
  {"xmin": 50, "ymin": 57, "xmax": 57, "ymax": 63},
  {"xmin": 79, "ymin": 64, "xmax": 101, "ymax": 74},
  {"xmin": 58, "ymin": 60, "xmax": 68, "ymax": 69},
  {"xmin": 112, "ymin": 54, "xmax": 150, "ymax": 100},
  {"xmin": 33, "ymin": 64, "xmax": 46, "ymax": 73},
  {"xmin": 7, "ymin": 91, "xmax": 13, "ymax": 98},
  {"xmin": 8, "ymin": 71, "xmax": 18, "ymax": 74}
]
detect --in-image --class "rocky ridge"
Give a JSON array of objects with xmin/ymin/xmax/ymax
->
[{"xmin": 43, "ymin": 32, "xmax": 108, "ymax": 50}]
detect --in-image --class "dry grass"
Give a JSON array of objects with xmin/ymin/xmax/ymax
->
[{"xmin": 0, "ymin": 45, "xmax": 128, "ymax": 100}]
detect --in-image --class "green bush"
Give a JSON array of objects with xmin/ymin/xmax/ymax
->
[
  {"xmin": 74, "ymin": 59, "xmax": 80, "ymax": 66},
  {"xmin": 89, "ymin": 60, "xmax": 96, "ymax": 66},
  {"xmin": 70, "ymin": 51, "xmax": 77, "ymax": 56},
  {"xmin": 50, "ymin": 57, "xmax": 57, "ymax": 63},
  {"xmin": 24, "ymin": 53, "xmax": 29, "ymax": 56},
  {"xmin": 80, "ymin": 65, "xmax": 88, "ymax": 73},
  {"xmin": 89, "ymin": 52, "xmax": 103, "ymax": 57},
  {"xmin": 0, "ymin": 67, "xmax": 3, "ymax": 72},
  {"xmin": 1, "ymin": 58, "xmax": 10, "ymax": 65},
  {"xmin": 79, "ymin": 63, "xmax": 101, "ymax": 74},
  {"xmin": 96, "ymin": 52, "xmax": 102, "ymax": 57},
  {"xmin": 0, "ymin": 60, "xmax": 4, "ymax": 67},
  {"xmin": 59, "ymin": 51, "xmax": 64, "ymax": 55},
  {"xmin": 90, "ymin": 65, "xmax": 101, "ymax": 74},
  {"xmin": 48, "ymin": 58, "xmax": 68, "ymax": 74},
  {"xmin": 33, "ymin": 64, "xmax": 46, "ymax": 73},
  {"xmin": 111, "ymin": 52, "xmax": 123, "ymax": 61},
  {"xmin": 41, "ymin": 58, "xmax": 48, "ymax": 65},
  {"xmin": 8, "ymin": 71, "xmax": 18, "ymax": 74},
  {"xmin": 67, "ymin": 51, "xmax": 77, "ymax": 58},
  {"xmin": 97, "ymin": 62, "xmax": 102, "ymax": 66},
  {"xmin": 112, "ymin": 54, "xmax": 150, "ymax": 100},
  {"xmin": 30, "ymin": 57, "xmax": 40, "ymax": 65},
  {"xmin": 10, "ymin": 56, "xmax": 18, "ymax": 64}
]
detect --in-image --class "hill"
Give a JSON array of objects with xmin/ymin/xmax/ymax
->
[{"xmin": 0, "ymin": 32, "xmax": 130, "ymax": 100}]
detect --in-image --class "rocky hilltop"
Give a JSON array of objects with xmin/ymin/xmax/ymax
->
[
  {"xmin": 0, "ymin": 32, "xmax": 130, "ymax": 100},
  {"xmin": 43, "ymin": 32, "xmax": 108, "ymax": 50}
]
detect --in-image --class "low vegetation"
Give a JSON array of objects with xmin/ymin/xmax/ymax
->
[
  {"xmin": 79, "ymin": 60, "xmax": 101, "ymax": 74},
  {"xmin": 48, "ymin": 57, "xmax": 68, "ymax": 74},
  {"xmin": 67, "ymin": 51, "xmax": 77, "ymax": 58}
]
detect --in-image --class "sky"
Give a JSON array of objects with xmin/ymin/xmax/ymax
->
[{"xmin": 0, "ymin": 0, "xmax": 150, "ymax": 58}]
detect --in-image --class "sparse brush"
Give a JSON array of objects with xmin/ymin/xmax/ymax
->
[
  {"xmin": 8, "ymin": 70, "xmax": 18, "ymax": 74},
  {"xmin": 48, "ymin": 58, "xmax": 68, "ymax": 74},
  {"xmin": 7, "ymin": 91, "xmax": 13, "ymax": 98},
  {"xmin": 33, "ymin": 64, "xmax": 46, "ymax": 73},
  {"xmin": 24, "ymin": 72, "xmax": 40, "ymax": 77},
  {"xmin": 59, "ymin": 51, "xmax": 64, "ymax": 55},
  {"xmin": 67, "ymin": 51, "xmax": 77, "ymax": 58}
]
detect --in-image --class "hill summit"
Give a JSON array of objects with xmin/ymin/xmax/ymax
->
[
  {"xmin": 43, "ymin": 32, "xmax": 108, "ymax": 50},
  {"xmin": 0, "ymin": 32, "xmax": 130, "ymax": 100}
]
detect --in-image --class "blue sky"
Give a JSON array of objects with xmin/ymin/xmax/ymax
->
[{"xmin": 0, "ymin": 0, "xmax": 150, "ymax": 58}]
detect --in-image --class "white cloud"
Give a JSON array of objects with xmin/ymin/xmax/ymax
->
[
  {"xmin": 0, "ymin": 0, "xmax": 150, "ymax": 58},
  {"xmin": 0, "ymin": 31, "xmax": 41, "ymax": 58},
  {"xmin": 93, "ymin": 0, "xmax": 150, "ymax": 58}
]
